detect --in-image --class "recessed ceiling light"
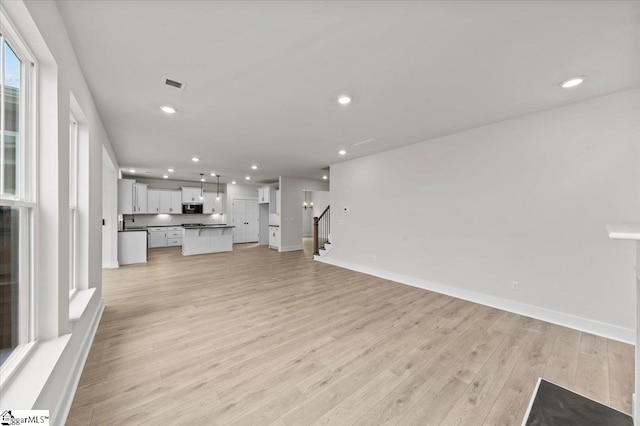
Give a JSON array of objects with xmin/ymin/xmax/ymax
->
[
  {"xmin": 251, "ymin": 165, "xmax": 258, "ymax": 170},
  {"xmin": 560, "ymin": 76, "xmax": 586, "ymax": 89},
  {"xmin": 245, "ymin": 176, "xmax": 251, "ymax": 180},
  {"xmin": 231, "ymin": 180, "xmax": 236, "ymax": 185},
  {"xmin": 168, "ymin": 168, "xmax": 174, "ymax": 172},
  {"xmin": 338, "ymin": 95, "xmax": 352, "ymax": 105},
  {"xmin": 210, "ymin": 173, "xmax": 216, "ymax": 177},
  {"xmin": 322, "ymin": 175, "xmax": 328, "ymax": 180},
  {"xmin": 192, "ymin": 157, "xmax": 199, "ymax": 162},
  {"xmin": 160, "ymin": 105, "xmax": 176, "ymax": 114},
  {"xmin": 163, "ymin": 175, "xmax": 168, "ymax": 179},
  {"xmin": 129, "ymin": 169, "xmax": 136, "ymax": 173},
  {"xmin": 338, "ymin": 150, "xmax": 347, "ymax": 155}
]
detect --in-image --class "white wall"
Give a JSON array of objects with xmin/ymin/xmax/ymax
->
[
  {"xmin": 279, "ymin": 177, "xmax": 329, "ymax": 251},
  {"xmin": 102, "ymin": 148, "xmax": 118, "ymax": 268},
  {"xmin": 325, "ymin": 89, "xmax": 640, "ymax": 341},
  {"xmin": 2, "ymin": 1, "xmax": 118, "ymax": 424},
  {"xmin": 310, "ymin": 190, "xmax": 330, "ymax": 219},
  {"xmin": 302, "ymin": 190, "xmax": 330, "ymax": 237},
  {"xmin": 226, "ymin": 183, "xmax": 259, "ymax": 215}
]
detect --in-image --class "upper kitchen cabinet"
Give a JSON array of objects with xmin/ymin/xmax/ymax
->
[
  {"xmin": 150, "ymin": 189, "xmax": 182, "ymax": 214},
  {"xmin": 203, "ymin": 191, "xmax": 224, "ymax": 214},
  {"xmin": 118, "ymin": 179, "xmax": 148, "ymax": 214},
  {"xmin": 148, "ymin": 189, "xmax": 161, "ymax": 213},
  {"xmin": 182, "ymin": 187, "xmax": 203, "ymax": 204},
  {"xmin": 135, "ymin": 183, "xmax": 148, "ymax": 213},
  {"xmin": 118, "ymin": 179, "xmax": 135, "ymax": 214},
  {"xmin": 258, "ymin": 186, "xmax": 271, "ymax": 204},
  {"xmin": 168, "ymin": 191, "xmax": 182, "ymax": 214}
]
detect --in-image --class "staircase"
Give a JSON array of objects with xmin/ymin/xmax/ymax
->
[
  {"xmin": 313, "ymin": 205, "xmax": 331, "ymax": 257},
  {"xmin": 317, "ymin": 239, "xmax": 332, "ymax": 257}
]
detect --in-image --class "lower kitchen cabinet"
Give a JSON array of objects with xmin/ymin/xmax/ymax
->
[
  {"xmin": 148, "ymin": 226, "xmax": 183, "ymax": 248},
  {"xmin": 268, "ymin": 226, "xmax": 280, "ymax": 250}
]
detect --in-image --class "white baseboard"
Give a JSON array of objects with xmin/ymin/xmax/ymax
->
[
  {"xmin": 315, "ymin": 256, "xmax": 635, "ymax": 344},
  {"xmin": 279, "ymin": 245, "xmax": 303, "ymax": 252},
  {"xmin": 53, "ymin": 299, "xmax": 105, "ymax": 426},
  {"xmin": 102, "ymin": 261, "xmax": 119, "ymax": 269}
]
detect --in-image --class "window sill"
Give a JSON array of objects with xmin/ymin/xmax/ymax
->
[
  {"xmin": 0, "ymin": 335, "xmax": 71, "ymax": 408},
  {"xmin": 69, "ymin": 288, "xmax": 96, "ymax": 323}
]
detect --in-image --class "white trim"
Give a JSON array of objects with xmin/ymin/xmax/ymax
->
[
  {"xmin": 315, "ymin": 256, "xmax": 635, "ymax": 344},
  {"xmin": 68, "ymin": 288, "xmax": 96, "ymax": 323},
  {"xmin": 521, "ymin": 377, "xmax": 542, "ymax": 426},
  {"xmin": 0, "ymin": 335, "xmax": 71, "ymax": 409},
  {"xmin": 102, "ymin": 261, "xmax": 119, "ymax": 269},
  {"xmin": 53, "ymin": 299, "xmax": 104, "ymax": 426},
  {"xmin": 0, "ymin": 340, "xmax": 36, "ymax": 389},
  {"xmin": 279, "ymin": 244, "xmax": 303, "ymax": 252}
]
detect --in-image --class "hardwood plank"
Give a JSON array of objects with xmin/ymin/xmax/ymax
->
[
  {"xmin": 64, "ymin": 240, "xmax": 634, "ymax": 426},
  {"xmin": 574, "ymin": 352, "xmax": 611, "ymax": 406}
]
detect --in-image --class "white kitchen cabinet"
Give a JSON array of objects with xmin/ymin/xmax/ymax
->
[
  {"xmin": 269, "ymin": 226, "xmax": 280, "ymax": 250},
  {"xmin": 148, "ymin": 189, "xmax": 161, "ymax": 213},
  {"xmin": 203, "ymin": 191, "xmax": 224, "ymax": 214},
  {"xmin": 148, "ymin": 226, "xmax": 182, "ymax": 248},
  {"xmin": 135, "ymin": 183, "xmax": 148, "ymax": 213},
  {"xmin": 158, "ymin": 190, "xmax": 182, "ymax": 214},
  {"xmin": 148, "ymin": 227, "xmax": 168, "ymax": 248},
  {"xmin": 119, "ymin": 179, "xmax": 149, "ymax": 214},
  {"xmin": 118, "ymin": 231, "xmax": 147, "ymax": 264},
  {"xmin": 118, "ymin": 179, "xmax": 135, "ymax": 214},
  {"xmin": 258, "ymin": 186, "xmax": 271, "ymax": 204},
  {"xmin": 170, "ymin": 191, "xmax": 182, "ymax": 213},
  {"xmin": 182, "ymin": 187, "xmax": 203, "ymax": 204}
]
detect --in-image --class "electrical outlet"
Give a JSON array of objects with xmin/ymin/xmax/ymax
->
[{"xmin": 511, "ymin": 281, "xmax": 519, "ymax": 291}]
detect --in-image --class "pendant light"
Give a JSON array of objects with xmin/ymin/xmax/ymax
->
[
  {"xmin": 216, "ymin": 175, "xmax": 221, "ymax": 201},
  {"xmin": 199, "ymin": 173, "xmax": 204, "ymax": 201}
]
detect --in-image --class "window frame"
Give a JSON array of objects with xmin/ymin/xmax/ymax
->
[
  {"xmin": 69, "ymin": 115, "xmax": 78, "ymax": 296},
  {"xmin": 0, "ymin": 6, "xmax": 38, "ymax": 386}
]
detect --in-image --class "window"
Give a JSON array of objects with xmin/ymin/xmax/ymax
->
[
  {"xmin": 0, "ymin": 12, "xmax": 36, "ymax": 372},
  {"xmin": 69, "ymin": 115, "xmax": 78, "ymax": 295}
]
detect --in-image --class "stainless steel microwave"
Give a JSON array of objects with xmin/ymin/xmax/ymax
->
[{"xmin": 182, "ymin": 204, "xmax": 203, "ymax": 214}]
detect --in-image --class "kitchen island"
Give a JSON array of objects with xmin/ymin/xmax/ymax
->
[{"xmin": 182, "ymin": 224, "xmax": 235, "ymax": 256}]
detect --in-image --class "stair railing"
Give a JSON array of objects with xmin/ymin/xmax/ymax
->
[{"xmin": 313, "ymin": 205, "xmax": 330, "ymax": 255}]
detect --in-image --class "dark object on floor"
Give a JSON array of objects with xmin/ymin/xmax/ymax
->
[{"xmin": 524, "ymin": 379, "xmax": 632, "ymax": 426}]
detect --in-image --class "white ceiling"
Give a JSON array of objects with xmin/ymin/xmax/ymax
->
[{"xmin": 57, "ymin": 0, "xmax": 640, "ymax": 184}]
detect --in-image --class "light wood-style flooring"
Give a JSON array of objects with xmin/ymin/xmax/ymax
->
[{"xmin": 67, "ymin": 240, "xmax": 634, "ymax": 425}]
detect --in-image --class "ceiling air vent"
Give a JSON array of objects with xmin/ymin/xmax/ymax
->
[
  {"xmin": 162, "ymin": 77, "xmax": 187, "ymax": 94},
  {"xmin": 165, "ymin": 78, "xmax": 183, "ymax": 89}
]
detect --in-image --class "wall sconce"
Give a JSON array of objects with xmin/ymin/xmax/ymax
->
[{"xmin": 303, "ymin": 202, "xmax": 308, "ymax": 210}]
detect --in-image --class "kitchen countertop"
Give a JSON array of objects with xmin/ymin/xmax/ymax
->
[
  {"xmin": 123, "ymin": 224, "xmax": 230, "ymax": 231},
  {"xmin": 182, "ymin": 224, "xmax": 235, "ymax": 229},
  {"xmin": 268, "ymin": 225, "xmax": 280, "ymax": 227},
  {"xmin": 118, "ymin": 229, "xmax": 148, "ymax": 233}
]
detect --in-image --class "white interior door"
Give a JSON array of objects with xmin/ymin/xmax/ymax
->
[
  {"xmin": 233, "ymin": 199, "xmax": 259, "ymax": 243},
  {"xmin": 245, "ymin": 200, "xmax": 259, "ymax": 242}
]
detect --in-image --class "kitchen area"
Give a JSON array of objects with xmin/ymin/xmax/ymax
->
[{"xmin": 117, "ymin": 176, "xmax": 282, "ymax": 265}]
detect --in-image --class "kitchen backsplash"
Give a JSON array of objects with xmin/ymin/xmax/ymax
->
[{"xmin": 122, "ymin": 213, "xmax": 226, "ymax": 229}]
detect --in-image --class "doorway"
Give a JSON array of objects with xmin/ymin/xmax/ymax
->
[{"xmin": 232, "ymin": 199, "xmax": 259, "ymax": 243}]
